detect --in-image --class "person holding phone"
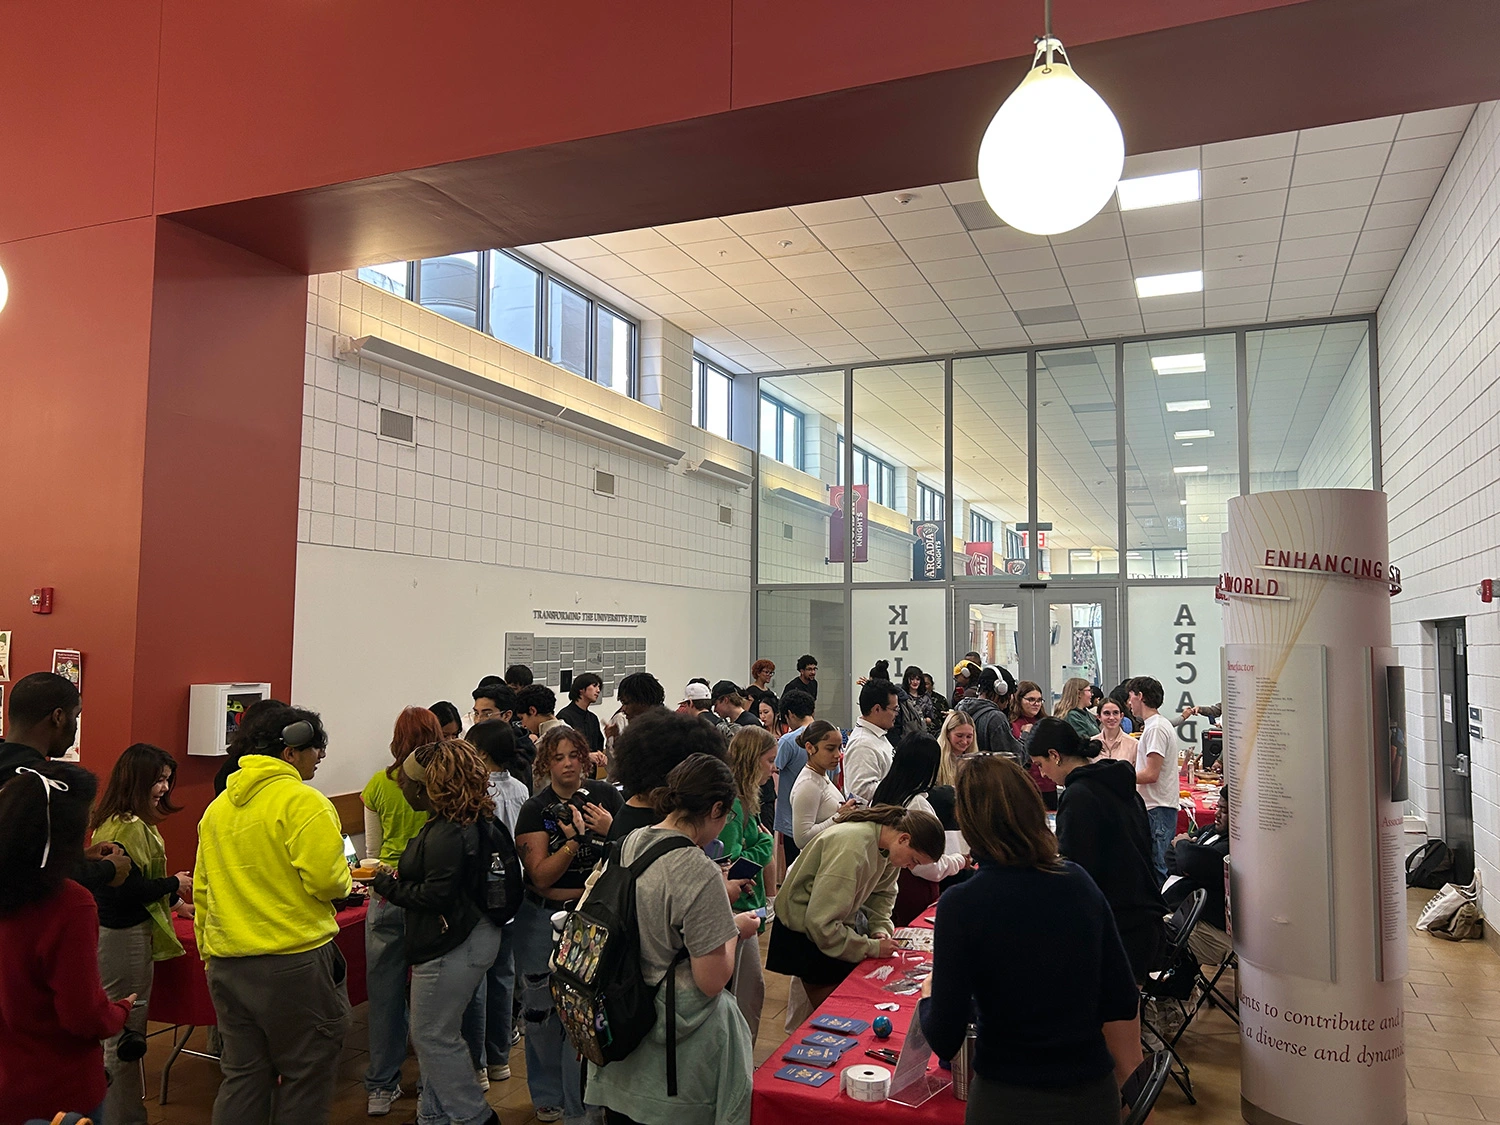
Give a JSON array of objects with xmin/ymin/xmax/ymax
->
[
  {"xmin": 512, "ymin": 726, "xmax": 622, "ymax": 1124},
  {"xmin": 789, "ymin": 721, "xmax": 855, "ymax": 850},
  {"xmin": 719, "ymin": 726, "xmax": 776, "ymax": 1040}
]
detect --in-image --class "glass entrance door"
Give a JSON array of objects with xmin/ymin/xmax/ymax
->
[{"xmin": 953, "ymin": 587, "xmax": 1118, "ymax": 714}]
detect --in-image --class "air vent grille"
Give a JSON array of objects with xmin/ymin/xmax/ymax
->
[
  {"xmin": 378, "ymin": 408, "xmax": 415, "ymax": 444},
  {"xmin": 718, "ymin": 506, "xmax": 732, "ymax": 526},
  {"xmin": 593, "ymin": 470, "xmax": 616, "ymax": 497},
  {"xmin": 783, "ymin": 524, "xmax": 794, "ymax": 540}
]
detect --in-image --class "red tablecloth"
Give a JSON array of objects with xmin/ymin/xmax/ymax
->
[
  {"xmin": 752, "ymin": 907, "xmax": 960, "ymax": 1125},
  {"xmin": 149, "ymin": 903, "xmax": 369, "ymax": 1026},
  {"xmin": 1176, "ymin": 779, "xmax": 1221, "ymax": 835}
]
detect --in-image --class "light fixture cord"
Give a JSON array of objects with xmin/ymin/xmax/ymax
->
[{"xmin": 1041, "ymin": 0, "xmax": 1054, "ymax": 72}]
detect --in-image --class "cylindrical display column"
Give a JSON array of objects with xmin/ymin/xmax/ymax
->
[{"xmin": 1221, "ymin": 489, "xmax": 1406, "ymax": 1125}]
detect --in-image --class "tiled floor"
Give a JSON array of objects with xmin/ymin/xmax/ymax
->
[{"xmin": 136, "ymin": 889, "xmax": 1499, "ymax": 1124}]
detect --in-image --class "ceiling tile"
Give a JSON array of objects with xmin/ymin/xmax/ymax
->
[
  {"xmin": 1206, "ymin": 303, "xmax": 1269, "ymax": 326},
  {"xmin": 1202, "ymin": 131, "xmax": 1298, "ymax": 167},
  {"xmin": 1290, "ymin": 143, "xmax": 1391, "ymax": 186},
  {"xmin": 1068, "ymin": 279, "xmax": 1138, "ymax": 303},
  {"xmin": 1081, "ymin": 313, "xmax": 1145, "ymax": 335},
  {"xmin": 1046, "ymin": 208, "xmax": 1125, "ymax": 244},
  {"xmin": 1270, "ymin": 276, "xmax": 1344, "ymax": 300},
  {"xmin": 957, "ymin": 311, "xmax": 1020, "ymax": 332},
  {"xmin": 917, "ymin": 256, "xmax": 992, "ymax": 283},
  {"xmin": 1371, "ymin": 166, "xmax": 1447, "ymax": 204},
  {"xmin": 1280, "ymin": 207, "xmax": 1368, "ymax": 239},
  {"xmin": 1395, "ymin": 105, "xmax": 1474, "ymax": 139},
  {"xmin": 932, "ymin": 275, "xmax": 1002, "ymax": 300},
  {"xmin": 794, "ymin": 271, "xmax": 867, "ymax": 297},
  {"xmin": 833, "ymin": 308, "xmax": 897, "ymax": 329},
  {"xmin": 1276, "ymin": 233, "xmax": 1359, "ymax": 261},
  {"xmin": 874, "ymin": 284, "xmax": 941, "ymax": 308},
  {"xmin": 1205, "ymin": 263, "xmax": 1274, "ymax": 288},
  {"xmin": 1203, "ymin": 283, "xmax": 1271, "ymax": 307},
  {"xmin": 689, "ymin": 286, "xmax": 751, "ymax": 310},
  {"xmin": 1285, "ymin": 178, "xmax": 1379, "ymax": 214},
  {"xmin": 1267, "ymin": 296, "xmax": 1335, "ymax": 318},
  {"xmin": 832, "ymin": 243, "xmax": 910, "ymax": 270},
  {"xmin": 1121, "ymin": 146, "xmax": 1201, "ymax": 179},
  {"xmin": 814, "ymin": 289, "xmax": 882, "ymax": 314},
  {"xmin": 797, "ymin": 328, "xmax": 858, "ymax": 347},
  {"xmin": 853, "ymin": 264, "xmax": 927, "ymax": 290},
  {"xmin": 610, "ymin": 275, "xmax": 669, "ymax": 300},
  {"xmin": 1384, "ymin": 133, "xmax": 1462, "ymax": 174},
  {"xmin": 734, "ymin": 278, "xmax": 804, "ymax": 304},
  {"xmin": 970, "ymin": 327, "xmax": 1032, "ymax": 348},
  {"xmin": 1272, "ymin": 257, "xmax": 1346, "ymax": 282},
  {"xmin": 998, "ymin": 269, "xmax": 1068, "ymax": 295},
  {"xmin": 1363, "ymin": 198, "xmax": 1431, "ymax": 230},
  {"xmin": 1119, "ymin": 202, "xmax": 1201, "ymax": 236},
  {"xmin": 591, "ymin": 228, "xmax": 672, "ymax": 253},
  {"xmin": 1202, "ymin": 157, "xmax": 1293, "ymax": 197},
  {"xmin": 1332, "ymin": 292, "xmax": 1382, "ymax": 313},
  {"xmin": 1204, "ymin": 190, "xmax": 1286, "ymax": 224},
  {"xmin": 719, "ymin": 207, "xmax": 802, "ymax": 236},
  {"xmin": 773, "ymin": 251, "xmax": 850, "ymax": 280},
  {"xmin": 1202, "ymin": 217, "xmax": 1283, "ymax": 250},
  {"xmin": 1128, "ymin": 228, "xmax": 1202, "ymax": 258},
  {"xmin": 880, "ymin": 207, "xmax": 965, "ymax": 240},
  {"xmin": 1341, "ymin": 268, "xmax": 1395, "ymax": 292},
  {"xmin": 941, "ymin": 180, "xmax": 987, "ymax": 205},
  {"xmin": 1010, "ymin": 293, "xmax": 1076, "ymax": 315},
  {"xmin": 979, "ymin": 246, "xmax": 1056, "ymax": 274},
  {"xmin": 791, "ymin": 198, "xmax": 875, "ymax": 225},
  {"xmin": 969, "ymin": 225, "xmax": 1045, "ymax": 254},
  {"xmin": 1295, "ymin": 116, "xmax": 1401, "ymax": 152},
  {"xmin": 903, "ymin": 232, "xmax": 980, "ymax": 263},
  {"xmin": 616, "ymin": 245, "xmax": 699, "ymax": 274},
  {"xmin": 1061, "ymin": 259, "xmax": 1134, "ymax": 285},
  {"xmin": 653, "ymin": 266, "xmax": 721, "ymax": 292},
  {"xmin": 578, "ymin": 255, "xmax": 642, "ymax": 282},
  {"xmin": 1051, "ymin": 238, "xmax": 1129, "ymax": 266},
  {"xmin": 740, "ymin": 228, "xmax": 824, "ymax": 259},
  {"xmin": 865, "ymin": 187, "xmax": 950, "ymax": 215},
  {"xmin": 1129, "ymin": 252, "xmax": 1204, "ymax": 277},
  {"xmin": 638, "ymin": 293, "xmax": 697, "ymax": 317},
  {"xmin": 1205, "ymin": 242, "xmax": 1276, "ymax": 269},
  {"xmin": 657, "ymin": 217, "xmax": 735, "ymax": 245},
  {"xmin": 544, "ymin": 236, "xmax": 610, "ymax": 259},
  {"xmin": 708, "ymin": 260, "xmax": 784, "ymax": 286},
  {"xmin": 1142, "ymin": 310, "xmax": 1206, "ymax": 332},
  {"xmin": 812, "ymin": 217, "xmax": 894, "ymax": 250},
  {"xmin": 1354, "ymin": 225, "xmax": 1419, "ymax": 255}
]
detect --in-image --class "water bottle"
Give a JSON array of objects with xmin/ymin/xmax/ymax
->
[{"xmin": 952, "ymin": 1024, "xmax": 977, "ymax": 1101}]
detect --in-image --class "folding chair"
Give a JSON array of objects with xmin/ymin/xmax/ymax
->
[
  {"xmin": 1121, "ymin": 1050, "xmax": 1174, "ymax": 1125},
  {"xmin": 1139, "ymin": 888, "xmax": 1207, "ymax": 1103},
  {"xmin": 1189, "ymin": 946, "xmax": 1239, "ymax": 1027}
]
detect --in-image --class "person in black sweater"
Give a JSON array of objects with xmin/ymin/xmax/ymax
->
[
  {"xmin": 371, "ymin": 740, "xmax": 502, "ymax": 1125},
  {"xmin": 792, "ymin": 654, "xmax": 819, "ymax": 702},
  {"xmin": 556, "ymin": 673, "xmax": 606, "ymax": 777},
  {"xmin": 1029, "ymin": 717, "xmax": 1166, "ymax": 981},
  {"xmin": 919, "ymin": 756, "xmax": 1141, "ymax": 1125},
  {"xmin": 0, "ymin": 672, "xmax": 129, "ymax": 890}
]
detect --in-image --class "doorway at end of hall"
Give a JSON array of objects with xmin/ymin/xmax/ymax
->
[{"xmin": 953, "ymin": 586, "xmax": 1119, "ymax": 710}]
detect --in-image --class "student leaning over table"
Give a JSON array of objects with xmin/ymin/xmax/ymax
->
[
  {"xmin": 193, "ymin": 705, "xmax": 353, "ymax": 1125},
  {"xmin": 918, "ymin": 756, "xmax": 1142, "ymax": 1125}
]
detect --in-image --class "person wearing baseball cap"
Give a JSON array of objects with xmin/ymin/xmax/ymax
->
[
  {"xmin": 680, "ymin": 681, "xmax": 713, "ymax": 710},
  {"xmin": 711, "ymin": 681, "xmax": 761, "ymax": 730}
]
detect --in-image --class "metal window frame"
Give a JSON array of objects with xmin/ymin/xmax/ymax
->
[
  {"xmin": 971, "ymin": 510, "xmax": 995, "ymax": 544},
  {"xmin": 757, "ymin": 391, "xmax": 804, "ymax": 469},
  {"xmin": 917, "ymin": 481, "xmax": 944, "ymax": 522},
  {"xmin": 750, "ymin": 312, "xmax": 1379, "ymax": 691},
  {"xmin": 484, "ymin": 248, "xmax": 543, "ymax": 356},
  {"xmin": 693, "ymin": 354, "xmax": 734, "ymax": 439}
]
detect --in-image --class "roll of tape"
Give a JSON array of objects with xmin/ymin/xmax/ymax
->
[{"xmin": 842, "ymin": 1063, "xmax": 892, "ymax": 1102}]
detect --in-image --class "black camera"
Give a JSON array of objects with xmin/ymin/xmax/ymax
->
[{"xmin": 117, "ymin": 1025, "xmax": 148, "ymax": 1062}]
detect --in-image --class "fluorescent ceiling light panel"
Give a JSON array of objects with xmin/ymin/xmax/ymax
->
[
  {"xmin": 1117, "ymin": 169, "xmax": 1201, "ymax": 211},
  {"xmin": 1151, "ymin": 352, "xmax": 1206, "ymax": 374},
  {"xmin": 1174, "ymin": 429, "xmax": 1215, "ymax": 439},
  {"xmin": 1166, "ymin": 399, "xmax": 1210, "ymax": 413},
  {"xmin": 1174, "ymin": 465, "xmax": 1209, "ymax": 474},
  {"xmin": 1135, "ymin": 270, "xmax": 1204, "ymax": 299}
]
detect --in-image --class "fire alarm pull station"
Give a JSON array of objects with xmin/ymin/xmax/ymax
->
[
  {"xmin": 31, "ymin": 587, "xmax": 54, "ymax": 614},
  {"xmin": 1481, "ymin": 578, "xmax": 1494, "ymax": 604}
]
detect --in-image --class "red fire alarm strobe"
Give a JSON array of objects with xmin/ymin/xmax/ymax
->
[
  {"xmin": 31, "ymin": 587, "xmax": 54, "ymax": 614},
  {"xmin": 1481, "ymin": 578, "xmax": 1495, "ymax": 604}
]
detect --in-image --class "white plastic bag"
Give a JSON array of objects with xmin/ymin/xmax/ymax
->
[{"xmin": 1416, "ymin": 870, "xmax": 1482, "ymax": 932}]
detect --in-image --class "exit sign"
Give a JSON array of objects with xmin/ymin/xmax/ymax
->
[{"xmin": 1020, "ymin": 530, "xmax": 1047, "ymax": 549}]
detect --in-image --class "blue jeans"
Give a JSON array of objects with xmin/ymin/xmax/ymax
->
[
  {"xmin": 513, "ymin": 897, "xmax": 583, "ymax": 1118},
  {"xmin": 1147, "ymin": 805, "xmax": 1178, "ymax": 885},
  {"xmin": 462, "ymin": 920, "xmax": 515, "ymax": 1068},
  {"xmin": 410, "ymin": 916, "xmax": 503, "ymax": 1125},
  {"xmin": 364, "ymin": 895, "xmax": 410, "ymax": 1093}
]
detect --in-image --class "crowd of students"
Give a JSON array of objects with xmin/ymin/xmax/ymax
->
[{"xmin": 0, "ymin": 647, "xmax": 1227, "ymax": 1125}]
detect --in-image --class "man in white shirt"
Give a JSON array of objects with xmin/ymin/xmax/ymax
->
[
  {"xmin": 843, "ymin": 679, "xmax": 900, "ymax": 804},
  {"xmin": 1130, "ymin": 676, "xmax": 1181, "ymax": 883}
]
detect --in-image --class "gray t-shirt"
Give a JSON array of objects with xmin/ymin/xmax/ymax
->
[{"xmin": 620, "ymin": 826, "xmax": 739, "ymax": 987}]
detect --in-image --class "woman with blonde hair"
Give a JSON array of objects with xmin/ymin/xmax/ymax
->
[
  {"xmin": 371, "ymin": 739, "xmax": 503, "ymax": 1125},
  {"xmin": 936, "ymin": 708, "xmax": 977, "ymax": 788},
  {"xmin": 918, "ymin": 756, "xmax": 1141, "ymax": 1124},
  {"xmin": 718, "ymin": 726, "xmax": 777, "ymax": 1039},
  {"xmin": 1054, "ymin": 677, "xmax": 1101, "ymax": 741}
]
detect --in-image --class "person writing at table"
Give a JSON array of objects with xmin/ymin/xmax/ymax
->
[
  {"xmin": 513, "ymin": 725, "xmax": 621, "ymax": 1125},
  {"xmin": 918, "ymin": 756, "xmax": 1142, "ymax": 1125},
  {"xmin": 766, "ymin": 804, "xmax": 943, "ymax": 1014}
]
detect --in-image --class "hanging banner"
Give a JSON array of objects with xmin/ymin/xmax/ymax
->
[
  {"xmin": 911, "ymin": 521, "xmax": 945, "ymax": 581},
  {"xmin": 965, "ymin": 541, "xmax": 993, "ymax": 575},
  {"xmin": 829, "ymin": 485, "xmax": 869, "ymax": 564}
]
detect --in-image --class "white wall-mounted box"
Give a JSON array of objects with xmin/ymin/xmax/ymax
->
[{"xmin": 188, "ymin": 682, "xmax": 273, "ymax": 757}]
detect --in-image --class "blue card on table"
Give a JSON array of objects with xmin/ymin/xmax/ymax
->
[
  {"xmin": 774, "ymin": 1064, "xmax": 835, "ymax": 1087},
  {"xmin": 802, "ymin": 1031, "xmax": 860, "ymax": 1051},
  {"xmin": 784, "ymin": 1044, "xmax": 843, "ymax": 1064},
  {"xmin": 810, "ymin": 1014, "xmax": 870, "ymax": 1034}
]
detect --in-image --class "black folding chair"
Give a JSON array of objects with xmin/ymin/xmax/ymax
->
[
  {"xmin": 1121, "ymin": 1050, "xmax": 1174, "ymax": 1125},
  {"xmin": 1139, "ymin": 887, "xmax": 1207, "ymax": 1103},
  {"xmin": 1188, "ymin": 945, "xmax": 1239, "ymax": 1026}
]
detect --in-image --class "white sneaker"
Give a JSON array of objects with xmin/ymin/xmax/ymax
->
[
  {"xmin": 488, "ymin": 1062, "xmax": 512, "ymax": 1081},
  {"xmin": 536, "ymin": 1108, "xmax": 564, "ymax": 1122},
  {"xmin": 366, "ymin": 1086, "xmax": 402, "ymax": 1116},
  {"xmin": 476, "ymin": 1067, "xmax": 490, "ymax": 1091}
]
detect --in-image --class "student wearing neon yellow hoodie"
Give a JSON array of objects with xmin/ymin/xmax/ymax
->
[{"xmin": 193, "ymin": 706, "xmax": 353, "ymax": 1125}]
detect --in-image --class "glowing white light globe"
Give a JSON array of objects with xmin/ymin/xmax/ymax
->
[
  {"xmin": 0, "ymin": 262, "xmax": 8, "ymax": 315},
  {"xmin": 977, "ymin": 41, "xmax": 1124, "ymax": 237}
]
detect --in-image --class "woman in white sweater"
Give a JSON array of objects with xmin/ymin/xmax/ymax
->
[{"xmin": 788, "ymin": 721, "xmax": 854, "ymax": 850}]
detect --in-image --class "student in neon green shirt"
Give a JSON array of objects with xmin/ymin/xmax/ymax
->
[{"xmin": 360, "ymin": 706, "xmax": 441, "ymax": 1115}]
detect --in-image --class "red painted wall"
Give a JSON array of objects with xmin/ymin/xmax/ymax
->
[
  {"xmin": 131, "ymin": 221, "xmax": 308, "ymax": 860},
  {"xmin": 0, "ymin": 219, "xmax": 157, "ymax": 766}
]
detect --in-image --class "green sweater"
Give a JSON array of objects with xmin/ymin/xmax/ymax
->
[
  {"xmin": 716, "ymin": 797, "xmax": 774, "ymax": 913},
  {"xmin": 776, "ymin": 821, "xmax": 898, "ymax": 962}
]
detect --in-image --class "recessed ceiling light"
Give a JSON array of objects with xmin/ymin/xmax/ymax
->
[
  {"xmin": 1135, "ymin": 270, "xmax": 1204, "ymax": 299},
  {"xmin": 1151, "ymin": 352, "xmax": 1206, "ymax": 374},
  {"xmin": 1166, "ymin": 399, "xmax": 1210, "ymax": 413},
  {"xmin": 1174, "ymin": 429, "xmax": 1215, "ymax": 439},
  {"xmin": 1117, "ymin": 169, "xmax": 1201, "ymax": 211},
  {"xmin": 1173, "ymin": 465, "xmax": 1209, "ymax": 474}
]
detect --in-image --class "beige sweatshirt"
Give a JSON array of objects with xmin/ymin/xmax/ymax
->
[{"xmin": 775, "ymin": 820, "xmax": 898, "ymax": 962}]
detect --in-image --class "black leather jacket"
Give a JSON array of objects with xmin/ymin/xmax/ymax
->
[{"xmin": 372, "ymin": 818, "xmax": 481, "ymax": 964}]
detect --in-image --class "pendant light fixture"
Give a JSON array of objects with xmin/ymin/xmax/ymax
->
[{"xmin": 977, "ymin": 0, "xmax": 1124, "ymax": 237}]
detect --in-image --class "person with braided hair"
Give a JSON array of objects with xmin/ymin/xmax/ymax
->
[{"xmin": 372, "ymin": 738, "xmax": 502, "ymax": 1125}]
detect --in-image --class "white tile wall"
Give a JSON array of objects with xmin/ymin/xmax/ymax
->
[
  {"xmin": 1378, "ymin": 102, "xmax": 1500, "ymax": 914},
  {"xmin": 300, "ymin": 272, "xmax": 751, "ymax": 592}
]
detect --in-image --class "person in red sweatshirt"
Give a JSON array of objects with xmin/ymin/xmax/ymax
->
[{"xmin": 0, "ymin": 761, "xmax": 134, "ymax": 1125}]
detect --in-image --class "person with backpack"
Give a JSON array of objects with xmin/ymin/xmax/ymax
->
[
  {"xmin": 370, "ymin": 739, "xmax": 504, "ymax": 1125},
  {"xmin": 955, "ymin": 666, "xmax": 1022, "ymax": 763},
  {"xmin": 582, "ymin": 754, "xmax": 759, "ymax": 1125},
  {"xmin": 514, "ymin": 726, "xmax": 623, "ymax": 1124}
]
